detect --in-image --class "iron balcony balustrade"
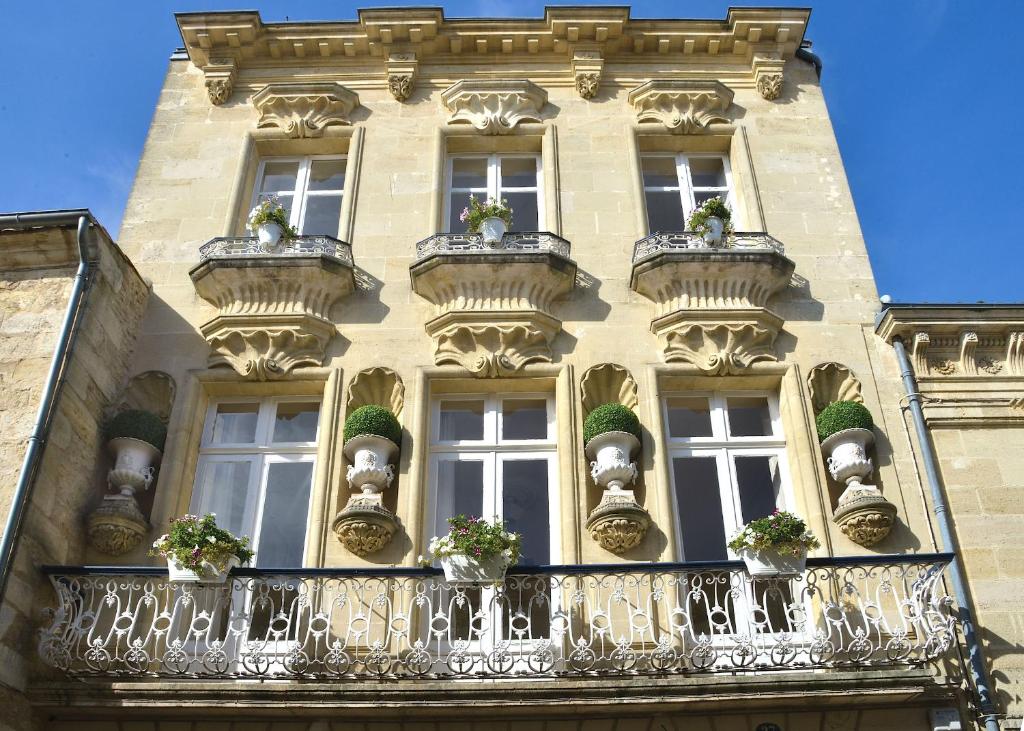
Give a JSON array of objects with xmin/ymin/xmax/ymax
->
[
  {"xmin": 39, "ymin": 555, "xmax": 958, "ymax": 681},
  {"xmin": 415, "ymin": 231, "xmax": 571, "ymax": 260},
  {"xmin": 631, "ymin": 231, "xmax": 786, "ymax": 263},
  {"xmin": 198, "ymin": 235, "xmax": 354, "ymax": 266}
]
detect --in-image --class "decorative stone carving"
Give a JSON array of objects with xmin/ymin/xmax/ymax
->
[
  {"xmin": 833, "ymin": 489, "xmax": 898, "ymax": 548},
  {"xmin": 753, "ymin": 54, "xmax": 786, "ymax": 101},
  {"xmin": 912, "ymin": 332, "xmax": 931, "ymax": 375},
  {"xmin": 332, "ymin": 493, "xmax": 400, "ymax": 556},
  {"xmin": 586, "ymin": 490, "xmax": 650, "ymax": 554},
  {"xmin": 252, "ymin": 82, "xmax": 359, "ymax": 138},
  {"xmin": 87, "ymin": 495, "xmax": 148, "ymax": 556},
  {"xmin": 1008, "ymin": 332, "xmax": 1024, "ymax": 375},
  {"xmin": 932, "ymin": 359, "xmax": 957, "ymax": 376},
  {"xmin": 959, "ymin": 331, "xmax": 979, "ymax": 376},
  {"xmin": 580, "ymin": 363, "xmax": 638, "ymax": 416},
  {"xmin": 344, "ymin": 435, "xmax": 398, "ymax": 494},
  {"xmin": 441, "ymin": 80, "xmax": 547, "ymax": 134},
  {"xmin": 587, "ymin": 431, "xmax": 640, "ymax": 492},
  {"xmin": 627, "ymin": 80, "xmax": 734, "ymax": 134},
  {"xmin": 116, "ymin": 371, "xmax": 176, "ymax": 422},
  {"xmin": 386, "ymin": 53, "xmax": 418, "ymax": 102},
  {"xmin": 807, "ymin": 363, "xmax": 863, "ymax": 414},
  {"xmin": 203, "ymin": 59, "xmax": 236, "ymax": 105},
  {"xmin": 433, "ymin": 321, "xmax": 555, "ymax": 377},
  {"xmin": 347, "ymin": 367, "xmax": 404, "ymax": 416},
  {"xmin": 663, "ymin": 316, "xmax": 780, "ymax": 374},
  {"xmin": 978, "ymin": 357, "xmax": 1003, "ymax": 375},
  {"xmin": 107, "ymin": 438, "xmax": 160, "ymax": 497},
  {"xmin": 190, "ymin": 239, "xmax": 356, "ymax": 380},
  {"xmin": 572, "ymin": 49, "xmax": 604, "ymax": 99}
]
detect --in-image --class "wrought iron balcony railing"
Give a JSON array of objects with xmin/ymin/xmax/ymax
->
[
  {"xmin": 415, "ymin": 232, "xmax": 572, "ymax": 260},
  {"xmin": 39, "ymin": 555, "xmax": 956, "ymax": 680},
  {"xmin": 198, "ymin": 235, "xmax": 354, "ymax": 266},
  {"xmin": 632, "ymin": 232, "xmax": 786, "ymax": 263}
]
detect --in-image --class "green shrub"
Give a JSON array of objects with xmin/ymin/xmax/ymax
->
[
  {"xmin": 104, "ymin": 409, "xmax": 167, "ymax": 451},
  {"xmin": 815, "ymin": 400, "xmax": 874, "ymax": 442},
  {"xmin": 583, "ymin": 403, "xmax": 642, "ymax": 445},
  {"xmin": 343, "ymin": 404, "xmax": 402, "ymax": 446}
]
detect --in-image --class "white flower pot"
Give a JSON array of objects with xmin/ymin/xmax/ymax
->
[
  {"xmin": 702, "ymin": 215, "xmax": 725, "ymax": 246},
  {"xmin": 585, "ymin": 431, "xmax": 640, "ymax": 491},
  {"xmin": 256, "ymin": 221, "xmax": 284, "ymax": 247},
  {"xmin": 107, "ymin": 437, "xmax": 162, "ymax": 497},
  {"xmin": 343, "ymin": 434, "xmax": 399, "ymax": 494},
  {"xmin": 442, "ymin": 554, "xmax": 509, "ymax": 585},
  {"xmin": 480, "ymin": 216, "xmax": 508, "ymax": 244},
  {"xmin": 167, "ymin": 555, "xmax": 240, "ymax": 584},
  {"xmin": 821, "ymin": 428, "xmax": 874, "ymax": 487},
  {"xmin": 739, "ymin": 548, "xmax": 807, "ymax": 577}
]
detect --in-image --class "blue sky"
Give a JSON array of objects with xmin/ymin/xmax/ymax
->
[{"xmin": 3, "ymin": 1, "xmax": 1021, "ymax": 302}]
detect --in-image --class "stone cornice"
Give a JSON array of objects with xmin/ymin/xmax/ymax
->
[{"xmin": 252, "ymin": 82, "xmax": 359, "ymax": 137}]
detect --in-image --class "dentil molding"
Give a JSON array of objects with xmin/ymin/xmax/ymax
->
[
  {"xmin": 252, "ymin": 82, "xmax": 360, "ymax": 138},
  {"xmin": 441, "ymin": 80, "xmax": 547, "ymax": 134},
  {"xmin": 627, "ymin": 80, "xmax": 734, "ymax": 134}
]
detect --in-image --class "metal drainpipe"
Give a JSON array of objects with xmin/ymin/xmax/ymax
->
[
  {"xmin": 0, "ymin": 214, "xmax": 95, "ymax": 602},
  {"xmin": 892, "ymin": 336, "xmax": 1000, "ymax": 731}
]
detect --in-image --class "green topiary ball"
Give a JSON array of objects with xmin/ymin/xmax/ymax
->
[
  {"xmin": 583, "ymin": 403, "xmax": 642, "ymax": 445},
  {"xmin": 104, "ymin": 410, "xmax": 167, "ymax": 451},
  {"xmin": 815, "ymin": 400, "xmax": 874, "ymax": 443},
  {"xmin": 343, "ymin": 404, "xmax": 402, "ymax": 447}
]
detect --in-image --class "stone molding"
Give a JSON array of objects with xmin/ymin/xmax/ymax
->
[
  {"xmin": 627, "ymin": 80, "xmax": 734, "ymax": 134},
  {"xmin": 347, "ymin": 367, "xmax": 405, "ymax": 415},
  {"xmin": 386, "ymin": 53, "xmax": 418, "ymax": 101},
  {"xmin": 252, "ymin": 82, "xmax": 359, "ymax": 138},
  {"xmin": 572, "ymin": 49, "xmax": 604, "ymax": 99},
  {"xmin": 440, "ymin": 80, "xmax": 547, "ymax": 134},
  {"xmin": 807, "ymin": 362, "xmax": 863, "ymax": 414},
  {"xmin": 580, "ymin": 363, "xmax": 638, "ymax": 416},
  {"xmin": 586, "ymin": 490, "xmax": 651, "ymax": 554}
]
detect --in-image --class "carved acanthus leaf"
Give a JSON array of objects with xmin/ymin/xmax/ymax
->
[
  {"xmin": 87, "ymin": 496, "xmax": 148, "ymax": 556},
  {"xmin": 434, "ymin": 324, "xmax": 552, "ymax": 377},
  {"xmin": 572, "ymin": 49, "xmax": 603, "ymax": 100},
  {"xmin": 753, "ymin": 54, "xmax": 786, "ymax": 101},
  {"xmin": 627, "ymin": 80, "xmax": 734, "ymax": 134},
  {"xmin": 586, "ymin": 490, "xmax": 650, "ymax": 554},
  {"xmin": 347, "ymin": 367, "xmax": 405, "ymax": 415},
  {"xmin": 332, "ymin": 494, "xmax": 399, "ymax": 556},
  {"xmin": 205, "ymin": 324, "xmax": 332, "ymax": 380},
  {"xmin": 663, "ymin": 322, "xmax": 778, "ymax": 374},
  {"xmin": 581, "ymin": 363, "xmax": 638, "ymax": 416},
  {"xmin": 386, "ymin": 52, "xmax": 418, "ymax": 102},
  {"xmin": 252, "ymin": 82, "xmax": 360, "ymax": 138},
  {"xmin": 203, "ymin": 59, "xmax": 236, "ymax": 105},
  {"xmin": 441, "ymin": 80, "xmax": 547, "ymax": 134},
  {"xmin": 808, "ymin": 363, "xmax": 863, "ymax": 414}
]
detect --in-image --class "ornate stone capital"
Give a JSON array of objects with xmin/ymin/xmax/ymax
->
[
  {"xmin": 203, "ymin": 59, "xmax": 237, "ymax": 106},
  {"xmin": 586, "ymin": 490, "xmax": 651, "ymax": 554},
  {"xmin": 252, "ymin": 82, "xmax": 359, "ymax": 138},
  {"xmin": 332, "ymin": 493, "xmax": 400, "ymax": 556},
  {"xmin": 833, "ymin": 488, "xmax": 897, "ymax": 547},
  {"xmin": 572, "ymin": 49, "xmax": 604, "ymax": 100},
  {"xmin": 753, "ymin": 54, "xmax": 786, "ymax": 101},
  {"xmin": 441, "ymin": 80, "xmax": 547, "ymax": 134},
  {"xmin": 87, "ymin": 495, "xmax": 148, "ymax": 556},
  {"xmin": 386, "ymin": 52, "xmax": 418, "ymax": 101},
  {"xmin": 627, "ymin": 80, "xmax": 734, "ymax": 134}
]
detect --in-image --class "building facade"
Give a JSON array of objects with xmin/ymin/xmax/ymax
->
[{"xmin": 0, "ymin": 6, "xmax": 1021, "ymax": 731}]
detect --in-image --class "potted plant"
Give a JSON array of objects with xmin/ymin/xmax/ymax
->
[
  {"xmin": 583, "ymin": 403, "xmax": 642, "ymax": 491},
  {"xmin": 151, "ymin": 514, "xmax": 254, "ymax": 583},
  {"xmin": 816, "ymin": 400, "xmax": 875, "ymax": 488},
  {"xmin": 687, "ymin": 196, "xmax": 733, "ymax": 246},
  {"xmin": 343, "ymin": 405, "xmax": 402, "ymax": 494},
  {"xmin": 247, "ymin": 196, "xmax": 297, "ymax": 247},
  {"xmin": 104, "ymin": 409, "xmax": 167, "ymax": 498},
  {"xmin": 728, "ymin": 510, "xmax": 820, "ymax": 577},
  {"xmin": 427, "ymin": 515, "xmax": 521, "ymax": 585},
  {"xmin": 460, "ymin": 196, "xmax": 513, "ymax": 243}
]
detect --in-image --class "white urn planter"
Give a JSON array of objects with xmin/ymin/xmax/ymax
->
[
  {"xmin": 701, "ymin": 215, "xmax": 726, "ymax": 246},
  {"xmin": 256, "ymin": 221, "xmax": 284, "ymax": 247},
  {"xmin": 441, "ymin": 554, "xmax": 508, "ymax": 585},
  {"xmin": 821, "ymin": 427, "xmax": 874, "ymax": 489},
  {"xmin": 167, "ymin": 556, "xmax": 239, "ymax": 584},
  {"xmin": 479, "ymin": 216, "xmax": 508, "ymax": 244},
  {"xmin": 344, "ymin": 434, "xmax": 399, "ymax": 493},
  {"xmin": 738, "ymin": 548, "xmax": 807, "ymax": 578},
  {"xmin": 585, "ymin": 431, "xmax": 640, "ymax": 491},
  {"xmin": 107, "ymin": 437, "xmax": 162, "ymax": 497}
]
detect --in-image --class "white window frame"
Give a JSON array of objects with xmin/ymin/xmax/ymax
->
[
  {"xmin": 641, "ymin": 153, "xmax": 735, "ymax": 233},
  {"xmin": 251, "ymin": 155, "xmax": 346, "ymax": 237},
  {"xmin": 445, "ymin": 153, "xmax": 544, "ymax": 232}
]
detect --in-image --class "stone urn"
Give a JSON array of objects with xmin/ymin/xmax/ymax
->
[
  {"xmin": 821, "ymin": 428, "xmax": 874, "ymax": 489},
  {"xmin": 107, "ymin": 437, "xmax": 161, "ymax": 497},
  {"xmin": 479, "ymin": 216, "xmax": 507, "ymax": 244},
  {"xmin": 586, "ymin": 431, "xmax": 640, "ymax": 491},
  {"xmin": 821, "ymin": 427, "xmax": 897, "ymax": 547},
  {"xmin": 334, "ymin": 433, "xmax": 401, "ymax": 555},
  {"xmin": 343, "ymin": 434, "xmax": 399, "ymax": 494},
  {"xmin": 256, "ymin": 221, "xmax": 284, "ymax": 247},
  {"xmin": 701, "ymin": 215, "xmax": 726, "ymax": 246},
  {"xmin": 584, "ymin": 430, "xmax": 650, "ymax": 554}
]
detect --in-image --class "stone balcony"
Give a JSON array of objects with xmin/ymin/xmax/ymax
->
[
  {"xmin": 190, "ymin": 235, "xmax": 355, "ymax": 380},
  {"xmin": 410, "ymin": 232, "xmax": 576, "ymax": 377},
  {"xmin": 630, "ymin": 232, "xmax": 795, "ymax": 374},
  {"xmin": 38, "ymin": 555, "xmax": 957, "ymax": 681}
]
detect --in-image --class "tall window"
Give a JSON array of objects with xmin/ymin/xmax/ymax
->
[
  {"xmin": 446, "ymin": 154, "xmax": 542, "ymax": 232},
  {"xmin": 662, "ymin": 393, "xmax": 790, "ymax": 562},
  {"xmin": 252, "ymin": 156, "xmax": 346, "ymax": 237},
  {"xmin": 190, "ymin": 398, "xmax": 320, "ymax": 568},
  {"xmin": 641, "ymin": 154, "xmax": 733, "ymax": 233}
]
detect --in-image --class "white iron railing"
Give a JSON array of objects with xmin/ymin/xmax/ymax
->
[
  {"xmin": 39, "ymin": 556, "xmax": 956, "ymax": 680},
  {"xmin": 198, "ymin": 235, "xmax": 354, "ymax": 265},
  {"xmin": 632, "ymin": 232, "xmax": 786, "ymax": 263},
  {"xmin": 415, "ymin": 232, "xmax": 572, "ymax": 260}
]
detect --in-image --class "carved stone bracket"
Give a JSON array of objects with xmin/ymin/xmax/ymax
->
[
  {"xmin": 203, "ymin": 59, "xmax": 237, "ymax": 105},
  {"xmin": 912, "ymin": 332, "xmax": 931, "ymax": 376},
  {"xmin": 332, "ymin": 493, "xmax": 400, "ymax": 556},
  {"xmin": 807, "ymin": 363, "xmax": 863, "ymax": 414},
  {"xmin": 660, "ymin": 312, "xmax": 782, "ymax": 374},
  {"xmin": 87, "ymin": 495, "xmax": 148, "ymax": 556},
  {"xmin": 627, "ymin": 80, "xmax": 734, "ymax": 134},
  {"xmin": 441, "ymin": 80, "xmax": 547, "ymax": 134},
  {"xmin": 833, "ymin": 488, "xmax": 897, "ymax": 548},
  {"xmin": 386, "ymin": 52, "xmax": 418, "ymax": 102},
  {"xmin": 572, "ymin": 49, "xmax": 604, "ymax": 100},
  {"xmin": 252, "ymin": 82, "xmax": 360, "ymax": 138},
  {"xmin": 753, "ymin": 54, "xmax": 785, "ymax": 100},
  {"xmin": 347, "ymin": 367, "xmax": 404, "ymax": 415},
  {"xmin": 586, "ymin": 490, "xmax": 650, "ymax": 554},
  {"xmin": 431, "ymin": 318, "xmax": 556, "ymax": 378},
  {"xmin": 580, "ymin": 363, "xmax": 638, "ymax": 416},
  {"xmin": 959, "ymin": 331, "xmax": 979, "ymax": 376}
]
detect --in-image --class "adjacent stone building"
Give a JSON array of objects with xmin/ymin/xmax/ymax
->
[{"xmin": 0, "ymin": 6, "xmax": 1020, "ymax": 731}]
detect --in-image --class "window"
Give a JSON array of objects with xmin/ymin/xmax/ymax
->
[
  {"xmin": 641, "ymin": 154, "xmax": 733, "ymax": 233},
  {"xmin": 252, "ymin": 156, "xmax": 346, "ymax": 237},
  {"xmin": 447, "ymin": 154, "xmax": 542, "ymax": 232},
  {"xmin": 190, "ymin": 398, "xmax": 320, "ymax": 568}
]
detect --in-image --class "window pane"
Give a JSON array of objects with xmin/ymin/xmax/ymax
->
[
  {"xmin": 645, "ymin": 190, "xmax": 685, "ymax": 232},
  {"xmin": 502, "ymin": 459, "xmax": 549, "ymax": 565},
  {"xmin": 256, "ymin": 462, "xmax": 313, "ymax": 568},
  {"xmin": 259, "ymin": 161, "xmax": 299, "ymax": 193},
  {"xmin": 727, "ymin": 397, "xmax": 773, "ymax": 437},
  {"xmin": 734, "ymin": 455, "xmax": 782, "ymax": 525},
  {"xmin": 671, "ymin": 457, "xmax": 728, "ymax": 561},
  {"xmin": 449, "ymin": 191, "xmax": 473, "ymax": 232},
  {"xmin": 308, "ymin": 159, "xmax": 346, "ymax": 191},
  {"xmin": 211, "ymin": 403, "xmax": 259, "ymax": 444},
  {"xmin": 504, "ymin": 191, "xmax": 538, "ymax": 231},
  {"xmin": 439, "ymin": 400, "xmax": 485, "ymax": 441},
  {"xmin": 689, "ymin": 158, "xmax": 727, "ymax": 188},
  {"xmin": 437, "ymin": 460, "xmax": 484, "ymax": 526},
  {"xmin": 273, "ymin": 402, "xmax": 320, "ymax": 443},
  {"xmin": 195, "ymin": 460, "xmax": 253, "ymax": 538},
  {"xmin": 501, "ymin": 399, "xmax": 547, "ymax": 440},
  {"xmin": 666, "ymin": 397, "xmax": 713, "ymax": 438},
  {"xmin": 641, "ymin": 157, "xmax": 679, "ymax": 188},
  {"xmin": 451, "ymin": 157, "xmax": 488, "ymax": 189},
  {"xmin": 500, "ymin": 157, "xmax": 537, "ymax": 188},
  {"xmin": 300, "ymin": 194, "xmax": 342, "ymax": 236}
]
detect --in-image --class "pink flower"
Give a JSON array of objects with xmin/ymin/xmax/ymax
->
[{"xmin": 459, "ymin": 208, "xmax": 470, "ymax": 223}]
